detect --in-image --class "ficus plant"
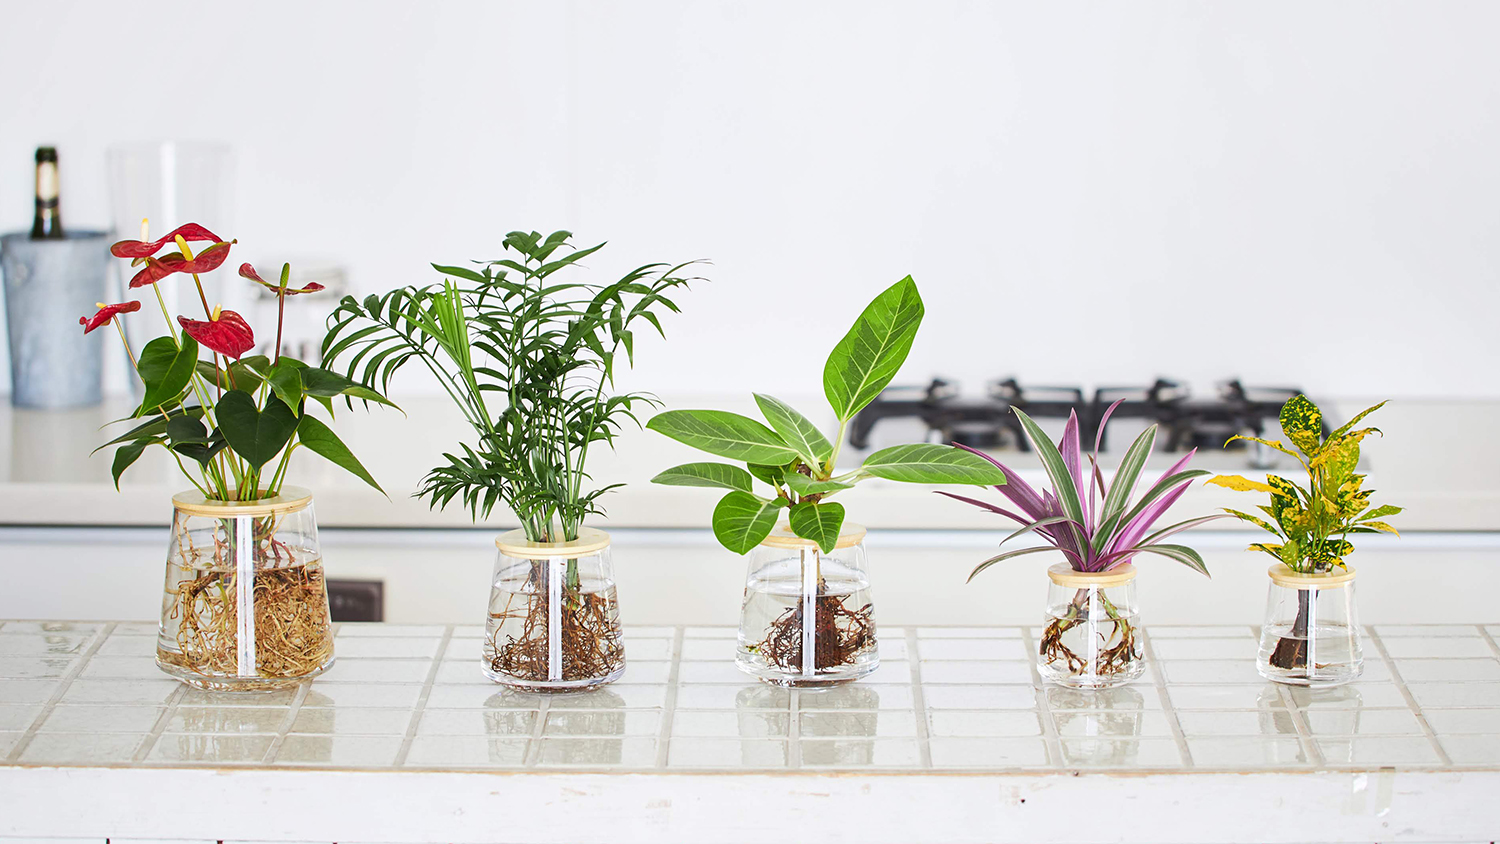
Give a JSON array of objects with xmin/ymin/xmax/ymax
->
[
  {"xmin": 647, "ymin": 277, "xmax": 1008, "ymax": 554},
  {"xmin": 87, "ymin": 222, "xmax": 395, "ymax": 501}
]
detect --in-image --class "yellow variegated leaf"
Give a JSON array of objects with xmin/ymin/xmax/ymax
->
[
  {"xmin": 1330, "ymin": 401, "xmax": 1387, "ymax": 441},
  {"xmin": 1224, "ymin": 435, "xmax": 1301, "ymax": 460},
  {"xmin": 1223, "ymin": 508, "xmax": 1280, "ymax": 536},
  {"xmin": 1279, "ymin": 395, "xmax": 1324, "ymax": 454},
  {"xmin": 1205, "ymin": 474, "xmax": 1274, "ymax": 493},
  {"xmin": 1361, "ymin": 520, "xmax": 1399, "ymax": 536},
  {"xmin": 1310, "ymin": 436, "xmax": 1359, "ymax": 485},
  {"xmin": 1247, "ymin": 542, "xmax": 1283, "ymax": 558}
]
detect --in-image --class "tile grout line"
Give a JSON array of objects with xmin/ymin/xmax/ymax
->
[
  {"xmin": 524, "ymin": 696, "xmax": 551, "ymax": 767},
  {"xmin": 391, "ymin": 625, "xmax": 453, "ymax": 767},
  {"xmin": 1139, "ymin": 627, "xmax": 1194, "ymax": 770},
  {"xmin": 1475, "ymin": 623, "xmax": 1500, "ymax": 661},
  {"xmin": 1274, "ymin": 681, "xmax": 1325, "ymax": 767},
  {"xmin": 652, "ymin": 627, "xmax": 685, "ymax": 769},
  {"xmin": 906, "ymin": 628, "xmax": 933, "ymax": 769},
  {"xmin": 5, "ymin": 622, "xmax": 115, "ymax": 762},
  {"xmin": 131, "ymin": 682, "xmax": 188, "ymax": 764},
  {"xmin": 788, "ymin": 686, "xmax": 802, "ymax": 769},
  {"xmin": 1367, "ymin": 627, "xmax": 1452, "ymax": 766},
  {"xmin": 1017, "ymin": 625, "xmax": 1063, "ymax": 768},
  {"xmin": 260, "ymin": 681, "xmax": 312, "ymax": 764}
]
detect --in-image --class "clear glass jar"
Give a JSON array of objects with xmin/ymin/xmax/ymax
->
[
  {"xmin": 1257, "ymin": 564, "xmax": 1362, "ymax": 687},
  {"xmin": 1039, "ymin": 563, "xmax": 1144, "ymax": 688},
  {"xmin": 483, "ymin": 527, "xmax": 625, "ymax": 692},
  {"xmin": 735, "ymin": 523, "xmax": 878, "ymax": 687},
  {"xmin": 155, "ymin": 486, "xmax": 333, "ymax": 691}
]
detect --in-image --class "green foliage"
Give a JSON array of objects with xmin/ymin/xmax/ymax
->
[
  {"xmin": 649, "ymin": 277, "xmax": 1006, "ymax": 554},
  {"xmin": 323, "ymin": 230, "xmax": 698, "ymax": 541},
  {"xmin": 1210, "ymin": 397, "xmax": 1400, "ymax": 573}
]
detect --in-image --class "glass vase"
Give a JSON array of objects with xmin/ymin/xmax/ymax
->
[
  {"xmin": 735, "ymin": 523, "xmax": 878, "ymax": 687},
  {"xmin": 483, "ymin": 527, "xmax": 625, "ymax": 692},
  {"xmin": 1038, "ymin": 563, "xmax": 1144, "ymax": 688},
  {"xmin": 155, "ymin": 486, "xmax": 333, "ymax": 691},
  {"xmin": 1257, "ymin": 564, "xmax": 1362, "ymax": 687}
]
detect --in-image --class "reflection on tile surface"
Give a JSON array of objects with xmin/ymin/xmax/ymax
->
[
  {"xmin": 1188, "ymin": 737, "xmax": 1308, "ymax": 767},
  {"xmin": 1291, "ymin": 684, "xmax": 1408, "ymax": 709},
  {"xmin": 929, "ymin": 737, "xmax": 1049, "ymax": 767},
  {"xmin": 548, "ymin": 686, "xmax": 666, "ymax": 710},
  {"xmin": 302, "ymin": 683, "xmax": 423, "ymax": 709},
  {"xmin": 1167, "ymin": 684, "xmax": 1281, "ymax": 710},
  {"xmin": 417, "ymin": 707, "xmax": 535, "ymax": 736},
  {"xmin": 423, "ymin": 685, "xmax": 543, "ymax": 709},
  {"xmin": 22, "ymin": 731, "xmax": 143, "ymax": 763},
  {"xmin": 926, "ymin": 710, "xmax": 1042, "ymax": 738},
  {"xmin": 0, "ymin": 635, "xmax": 91, "ymax": 656},
  {"xmin": 1303, "ymin": 708, "xmax": 1424, "ymax": 736},
  {"xmin": 1047, "ymin": 685, "xmax": 1163, "ymax": 711},
  {"xmin": 149, "ymin": 733, "xmax": 273, "ymax": 763},
  {"xmin": 274, "ymin": 734, "xmax": 403, "ymax": 766},
  {"xmin": 677, "ymin": 685, "xmax": 788, "ymax": 710},
  {"xmin": 60, "ymin": 679, "xmax": 179, "ymax": 705},
  {"xmin": 1059, "ymin": 737, "xmax": 1182, "ymax": 768},
  {"xmin": 165, "ymin": 706, "xmax": 286, "ymax": 734},
  {"xmin": 546, "ymin": 709, "xmax": 660, "ymax": 736},
  {"xmin": 177, "ymin": 688, "xmax": 298, "ymax": 708},
  {"xmin": 41, "ymin": 705, "xmax": 163, "ymax": 733},
  {"xmin": 0, "ymin": 657, "xmax": 76, "ymax": 679},
  {"xmin": 290, "ymin": 707, "xmax": 412, "ymax": 736},
  {"xmin": 801, "ymin": 709, "xmax": 915, "ymax": 738},
  {"xmin": 535, "ymin": 737, "xmax": 656, "ymax": 766},
  {"xmin": 1176, "ymin": 709, "xmax": 1298, "ymax": 738},
  {"xmin": 668, "ymin": 738, "xmax": 788, "ymax": 768},
  {"xmin": 1316, "ymin": 736, "xmax": 1442, "ymax": 765},
  {"xmin": 405, "ymin": 735, "xmax": 527, "ymax": 767},
  {"xmin": 673, "ymin": 709, "xmax": 789, "ymax": 738},
  {"xmin": 1052, "ymin": 710, "xmax": 1175, "ymax": 739},
  {"xmin": 801, "ymin": 738, "xmax": 920, "ymax": 767},
  {"xmin": 800, "ymin": 684, "xmax": 911, "ymax": 710},
  {"xmin": 77, "ymin": 656, "xmax": 165, "ymax": 681}
]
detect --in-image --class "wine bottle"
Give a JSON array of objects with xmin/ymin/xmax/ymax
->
[{"xmin": 30, "ymin": 146, "xmax": 63, "ymax": 240}]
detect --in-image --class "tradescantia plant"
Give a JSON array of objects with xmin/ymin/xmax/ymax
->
[
  {"xmin": 1205, "ymin": 395, "xmax": 1399, "ymax": 574},
  {"xmin": 88, "ymin": 221, "xmax": 395, "ymax": 501},
  {"xmin": 647, "ymin": 277, "xmax": 1007, "ymax": 554}
]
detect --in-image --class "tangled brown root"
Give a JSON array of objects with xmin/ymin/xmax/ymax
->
[
  {"xmin": 1040, "ymin": 590, "xmax": 1140, "ymax": 677},
  {"xmin": 755, "ymin": 593, "xmax": 875, "ymax": 673},
  {"xmin": 161, "ymin": 562, "xmax": 333, "ymax": 679},
  {"xmin": 487, "ymin": 588, "xmax": 624, "ymax": 682}
]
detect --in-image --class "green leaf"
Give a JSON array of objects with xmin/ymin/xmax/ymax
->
[
  {"xmin": 1359, "ymin": 504, "xmax": 1403, "ymax": 521},
  {"xmin": 1100, "ymin": 425, "xmax": 1156, "ymax": 530},
  {"xmin": 712, "ymin": 491, "xmax": 782, "ymax": 554},
  {"xmin": 860, "ymin": 443, "xmax": 1007, "ymax": 485},
  {"xmin": 298, "ymin": 367, "xmax": 398, "ymax": 408},
  {"xmin": 217, "ymin": 391, "xmax": 299, "ymax": 471},
  {"xmin": 94, "ymin": 406, "xmax": 204, "ymax": 452},
  {"xmin": 651, "ymin": 462, "xmax": 755, "ymax": 494},
  {"xmin": 967, "ymin": 546, "xmax": 1058, "ymax": 582},
  {"xmin": 136, "ymin": 335, "xmax": 199, "ymax": 414},
  {"xmin": 195, "ymin": 358, "xmax": 265, "ymax": 394},
  {"xmin": 1279, "ymin": 395, "xmax": 1323, "ymax": 454},
  {"xmin": 1131, "ymin": 544, "xmax": 1211, "ymax": 577},
  {"xmin": 1329, "ymin": 401, "xmax": 1387, "ymax": 442},
  {"xmin": 431, "ymin": 263, "xmax": 487, "ymax": 283},
  {"xmin": 822, "ymin": 276, "xmax": 924, "ymax": 421},
  {"xmin": 754, "ymin": 394, "xmax": 833, "ymax": 466},
  {"xmin": 111, "ymin": 439, "xmax": 155, "ymax": 489},
  {"xmin": 788, "ymin": 500, "xmax": 845, "ymax": 554},
  {"xmin": 747, "ymin": 463, "xmax": 791, "ymax": 487},
  {"xmin": 647, "ymin": 409, "xmax": 800, "ymax": 465},
  {"xmin": 1220, "ymin": 508, "xmax": 1281, "ymax": 537},
  {"xmin": 267, "ymin": 365, "xmax": 305, "ymax": 417},
  {"xmin": 1012, "ymin": 408, "xmax": 1086, "ymax": 542},
  {"xmin": 297, "ymin": 414, "xmax": 384, "ymax": 494},
  {"xmin": 783, "ymin": 473, "xmax": 854, "ymax": 497}
]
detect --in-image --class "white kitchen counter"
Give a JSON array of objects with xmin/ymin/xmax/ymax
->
[
  {"xmin": 1, "ymin": 395, "xmax": 1497, "ymax": 531},
  {"xmin": 1, "ymin": 620, "xmax": 1499, "ymax": 842}
]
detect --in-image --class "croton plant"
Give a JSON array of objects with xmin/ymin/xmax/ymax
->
[{"xmin": 84, "ymin": 221, "xmax": 395, "ymax": 501}]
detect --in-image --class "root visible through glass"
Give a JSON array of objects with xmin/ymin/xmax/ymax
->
[
  {"xmin": 1040, "ymin": 589, "xmax": 1140, "ymax": 678},
  {"xmin": 754, "ymin": 591, "xmax": 875, "ymax": 673},
  {"xmin": 488, "ymin": 585, "xmax": 624, "ymax": 683},
  {"xmin": 1270, "ymin": 589, "xmax": 1313, "ymax": 670},
  {"xmin": 161, "ymin": 562, "xmax": 333, "ymax": 679}
]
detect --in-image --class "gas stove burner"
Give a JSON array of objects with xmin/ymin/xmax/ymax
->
[{"xmin": 848, "ymin": 376, "xmax": 1328, "ymax": 459}]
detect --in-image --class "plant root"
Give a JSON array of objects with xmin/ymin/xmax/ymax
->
[
  {"xmin": 162, "ymin": 562, "xmax": 332, "ymax": 679},
  {"xmin": 488, "ymin": 589, "xmax": 624, "ymax": 682},
  {"xmin": 756, "ymin": 592, "xmax": 875, "ymax": 673},
  {"xmin": 1040, "ymin": 590, "xmax": 1140, "ymax": 678}
]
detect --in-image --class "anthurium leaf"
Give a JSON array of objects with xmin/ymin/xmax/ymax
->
[
  {"xmin": 297, "ymin": 414, "xmax": 383, "ymax": 494},
  {"xmin": 267, "ymin": 365, "xmax": 305, "ymax": 417},
  {"xmin": 94, "ymin": 405, "xmax": 204, "ymax": 452},
  {"xmin": 1204, "ymin": 474, "xmax": 1275, "ymax": 493},
  {"xmin": 173, "ymin": 429, "xmax": 227, "ymax": 466},
  {"xmin": 822, "ymin": 276, "xmax": 925, "ymax": 421},
  {"xmin": 861, "ymin": 443, "xmax": 1008, "ymax": 485},
  {"xmin": 111, "ymin": 438, "xmax": 159, "ymax": 489},
  {"xmin": 788, "ymin": 500, "xmax": 845, "ymax": 554},
  {"xmin": 647, "ymin": 410, "xmax": 800, "ymax": 465},
  {"xmin": 748, "ymin": 463, "xmax": 791, "ymax": 487},
  {"xmin": 753, "ymin": 393, "xmax": 833, "ymax": 466},
  {"xmin": 783, "ymin": 473, "xmax": 854, "ymax": 497},
  {"xmin": 195, "ymin": 358, "xmax": 265, "ymax": 394},
  {"xmin": 217, "ymin": 391, "xmax": 298, "ymax": 471},
  {"xmin": 136, "ymin": 334, "xmax": 199, "ymax": 414},
  {"xmin": 1132, "ymin": 543, "xmax": 1211, "ymax": 577},
  {"xmin": 165, "ymin": 414, "xmax": 207, "ymax": 445},
  {"xmin": 651, "ymin": 462, "xmax": 755, "ymax": 494},
  {"xmin": 298, "ymin": 366, "xmax": 398, "ymax": 409},
  {"xmin": 711, "ymin": 491, "xmax": 782, "ymax": 554},
  {"xmin": 967, "ymin": 546, "xmax": 1057, "ymax": 583},
  {"xmin": 1279, "ymin": 395, "xmax": 1324, "ymax": 454}
]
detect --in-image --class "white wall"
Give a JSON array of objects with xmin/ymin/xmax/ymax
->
[{"xmin": 1, "ymin": 1, "xmax": 1496, "ymax": 400}]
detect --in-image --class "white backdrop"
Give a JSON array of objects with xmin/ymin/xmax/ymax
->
[{"xmin": 1, "ymin": 1, "xmax": 1496, "ymax": 400}]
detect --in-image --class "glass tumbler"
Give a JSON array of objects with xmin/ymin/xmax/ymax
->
[
  {"xmin": 1039, "ymin": 563, "xmax": 1144, "ymax": 688},
  {"xmin": 1257, "ymin": 564, "xmax": 1362, "ymax": 687}
]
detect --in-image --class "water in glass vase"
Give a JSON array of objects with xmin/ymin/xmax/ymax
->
[
  {"xmin": 1038, "ymin": 587, "xmax": 1144, "ymax": 688},
  {"xmin": 483, "ymin": 557, "xmax": 625, "ymax": 692},
  {"xmin": 736, "ymin": 552, "xmax": 878, "ymax": 687},
  {"xmin": 1258, "ymin": 619, "xmax": 1363, "ymax": 686}
]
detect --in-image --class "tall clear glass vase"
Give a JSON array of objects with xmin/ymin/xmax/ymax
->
[
  {"xmin": 483, "ymin": 527, "xmax": 625, "ymax": 692},
  {"xmin": 736, "ymin": 523, "xmax": 878, "ymax": 687},
  {"xmin": 1038, "ymin": 563, "xmax": 1144, "ymax": 688},
  {"xmin": 155, "ymin": 486, "xmax": 333, "ymax": 691},
  {"xmin": 1257, "ymin": 564, "xmax": 1362, "ymax": 687}
]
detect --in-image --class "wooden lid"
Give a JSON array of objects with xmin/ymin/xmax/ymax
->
[
  {"xmin": 759, "ymin": 522, "xmax": 868, "ymax": 550},
  {"xmin": 1268, "ymin": 563, "xmax": 1356, "ymax": 589},
  {"xmin": 171, "ymin": 486, "xmax": 313, "ymax": 518},
  {"xmin": 1047, "ymin": 562, "xmax": 1137, "ymax": 588},
  {"xmin": 495, "ymin": 527, "xmax": 611, "ymax": 559}
]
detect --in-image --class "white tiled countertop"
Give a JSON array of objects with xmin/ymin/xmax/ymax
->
[{"xmin": 2, "ymin": 620, "xmax": 1500, "ymax": 843}]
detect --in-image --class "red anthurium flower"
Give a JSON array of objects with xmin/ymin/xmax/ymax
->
[
  {"xmin": 79, "ymin": 301, "xmax": 141, "ymax": 334},
  {"xmin": 128, "ymin": 241, "xmax": 234, "ymax": 288},
  {"xmin": 110, "ymin": 223, "xmax": 223, "ymax": 259},
  {"xmin": 239, "ymin": 263, "xmax": 325, "ymax": 296},
  {"xmin": 178, "ymin": 308, "xmax": 255, "ymax": 359}
]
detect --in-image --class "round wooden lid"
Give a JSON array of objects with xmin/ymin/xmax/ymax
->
[
  {"xmin": 758, "ymin": 522, "xmax": 868, "ymax": 550},
  {"xmin": 1268, "ymin": 563, "xmax": 1356, "ymax": 589},
  {"xmin": 1047, "ymin": 562, "xmax": 1137, "ymax": 588},
  {"xmin": 495, "ymin": 526, "xmax": 611, "ymax": 559},
  {"xmin": 171, "ymin": 486, "xmax": 313, "ymax": 518}
]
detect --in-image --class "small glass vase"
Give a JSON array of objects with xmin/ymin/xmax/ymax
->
[
  {"xmin": 735, "ymin": 523, "xmax": 878, "ymax": 687},
  {"xmin": 1038, "ymin": 563, "xmax": 1144, "ymax": 688},
  {"xmin": 1257, "ymin": 564, "xmax": 1362, "ymax": 687},
  {"xmin": 156, "ymin": 486, "xmax": 334, "ymax": 691},
  {"xmin": 483, "ymin": 527, "xmax": 626, "ymax": 692}
]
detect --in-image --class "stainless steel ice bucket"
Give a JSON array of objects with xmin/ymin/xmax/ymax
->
[{"xmin": 0, "ymin": 230, "xmax": 112, "ymax": 408}]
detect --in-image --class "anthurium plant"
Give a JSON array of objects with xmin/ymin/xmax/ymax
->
[
  {"xmin": 1206, "ymin": 395, "xmax": 1400, "ymax": 573},
  {"xmin": 87, "ymin": 221, "xmax": 395, "ymax": 501},
  {"xmin": 647, "ymin": 277, "xmax": 1008, "ymax": 554}
]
